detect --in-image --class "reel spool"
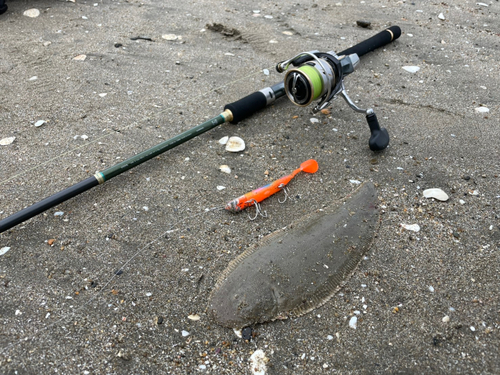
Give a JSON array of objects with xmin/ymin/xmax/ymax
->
[{"xmin": 276, "ymin": 51, "xmax": 389, "ymax": 151}]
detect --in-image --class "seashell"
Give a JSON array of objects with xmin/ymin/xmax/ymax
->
[
  {"xmin": 208, "ymin": 182, "xmax": 379, "ymax": 328},
  {"xmin": 34, "ymin": 120, "xmax": 46, "ymax": 127},
  {"xmin": 0, "ymin": 247, "xmax": 11, "ymax": 256},
  {"xmin": 475, "ymin": 107, "xmax": 489, "ymax": 113},
  {"xmin": 187, "ymin": 314, "xmax": 200, "ymax": 321},
  {"xmin": 218, "ymin": 136, "xmax": 229, "ymax": 145},
  {"xmin": 401, "ymin": 223, "xmax": 420, "ymax": 232},
  {"xmin": 402, "ymin": 66, "xmax": 420, "ymax": 73},
  {"xmin": 219, "ymin": 165, "xmax": 231, "ymax": 174},
  {"xmin": 23, "ymin": 9, "xmax": 40, "ymax": 18},
  {"xmin": 0, "ymin": 137, "xmax": 16, "ymax": 145},
  {"xmin": 225, "ymin": 136, "xmax": 245, "ymax": 152},
  {"xmin": 423, "ymin": 188, "xmax": 449, "ymax": 201},
  {"xmin": 73, "ymin": 54, "xmax": 87, "ymax": 61}
]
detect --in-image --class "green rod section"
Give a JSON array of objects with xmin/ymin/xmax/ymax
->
[{"xmin": 99, "ymin": 111, "xmax": 230, "ymax": 182}]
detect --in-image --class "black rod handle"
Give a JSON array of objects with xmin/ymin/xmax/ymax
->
[
  {"xmin": 339, "ymin": 26, "xmax": 401, "ymax": 57},
  {"xmin": 0, "ymin": 176, "xmax": 99, "ymax": 233}
]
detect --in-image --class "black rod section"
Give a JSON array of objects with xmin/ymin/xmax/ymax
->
[{"xmin": 0, "ymin": 177, "xmax": 99, "ymax": 233}]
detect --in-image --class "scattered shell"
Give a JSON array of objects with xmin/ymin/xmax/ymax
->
[
  {"xmin": 310, "ymin": 117, "xmax": 319, "ymax": 123},
  {"xmin": 188, "ymin": 314, "xmax": 200, "ymax": 321},
  {"xmin": 470, "ymin": 326, "xmax": 476, "ymax": 332},
  {"xmin": 23, "ymin": 8, "xmax": 40, "ymax": 18},
  {"xmin": 401, "ymin": 223, "xmax": 420, "ymax": 232},
  {"xmin": 99, "ymin": 93, "xmax": 107, "ymax": 97},
  {"xmin": 54, "ymin": 211, "xmax": 64, "ymax": 217},
  {"xmin": 233, "ymin": 328, "xmax": 242, "ymax": 338},
  {"xmin": 476, "ymin": 2, "xmax": 488, "ymax": 6},
  {"xmin": 34, "ymin": 120, "xmax": 46, "ymax": 127},
  {"xmin": 181, "ymin": 330, "xmax": 190, "ymax": 337},
  {"xmin": 442, "ymin": 315, "xmax": 450, "ymax": 323},
  {"xmin": 219, "ymin": 165, "xmax": 231, "ymax": 174},
  {"xmin": 0, "ymin": 137, "xmax": 16, "ymax": 146},
  {"xmin": 475, "ymin": 107, "xmax": 489, "ymax": 113},
  {"xmin": 349, "ymin": 179, "xmax": 362, "ymax": 185},
  {"xmin": 225, "ymin": 136, "xmax": 245, "ymax": 152},
  {"xmin": 349, "ymin": 316, "xmax": 358, "ymax": 329},
  {"xmin": 423, "ymin": 188, "xmax": 449, "ymax": 201},
  {"xmin": 249, "ymin": 350, "xmax": 268, "ymax": 375},
  {"xmin": 162, "ymin": 34, "xmax": 180, "ymax": 41},
  {"xmin": 459, "ymin": 199, "xmax": 466, "ymax": 205},
  {"xmin": 262, "ymin": 69, "xmax": 270, "ymax": 76},
  {"xmin": 218, "ymin": 136, "xmax": 229, "ymax": 145},
  {"xmin": 402, "ymin": 66, "xmax": 420, "ymax": 73},
  {"xmin": 429, "ymin": 286, "xmax": 435, "ymax": 292},
  {"xmin": 29, "ymin": 76, "xmax": 38, "ymax": 81},
  {"xmin": 73, "ymin": 54, "xmax": 87, "ymax": 61},
  {"xmin": 80, "ymin": 135, "xmax": 89, "ymax": 140},
  {"xmin": 282, "ymin": 31, "xmax": 293, "ymax": 35},
  {"xmin": 217, "ymin": 186, "xmax": 226, "ymax": 191},
  {"xmin": 438, "ymin": 13, "xmax": 445, "ymax": 20},
  {"xmin": 0, "ymin": 247, "xmax": 11, "ymax": 256}
]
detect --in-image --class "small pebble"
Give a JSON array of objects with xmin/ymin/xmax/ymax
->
[
  {"xmin": 217, "ymin": 186, "xmax": 226, "ymax": 191},
  {"xmin": 162, "ymin": 34, "xmax": 180, "ymax": 41},
  {"xmin": 442, "ymin": 315, "xmax": 450, "ymax": 323},
  {"xmin": 310, "ymin": 117, "xmax": 319, "ymax": 123},
  {"xmin": 188, "ymin": 314, "xmax": 200, "ymax": 321},
  {"xmin": 54, "ymin": 211, "xmax": 64, "ymax": 216},
  {"xmin": 242, "ymin": 326, "xmax": 253, "ymax": 341},
  {"xmin": 327, "ymin": 335, "xmax": 334, "ymax": 340},
  {"xmin": 356, "ymin": 20, "xmax": 371, "ymax": 28},
  {"xmin": 470, "ymin": 326, "xmax": 476, "ymax": 332},
  {"xmin": 429, "ymin": 286, "xmax": 435, "ymax": 292},
  {"xmin": 438, "ymin": 13, "xmax": 445, "ymax": 20}
]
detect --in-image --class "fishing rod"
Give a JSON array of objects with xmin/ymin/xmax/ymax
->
[{"xmin": 0, "ymin": 26, "xmax": 401, "ymax": 234}]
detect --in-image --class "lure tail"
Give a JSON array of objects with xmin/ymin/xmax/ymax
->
[{"xmin": 225, "ymin": 159, "xmax": 318, "ymax": 213}]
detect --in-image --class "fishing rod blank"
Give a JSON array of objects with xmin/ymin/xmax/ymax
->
[{"xmin": 0, "ymin": 27, "xmax": 400, "ymax": 234}]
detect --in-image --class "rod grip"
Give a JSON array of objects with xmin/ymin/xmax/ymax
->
[
  {"xmin": 224, "ymin": 91, "xmax": 268, "ymax": 124},
  {"xmin": 339, "ymin": 26, "xmax": 401, "ymax": 57}
]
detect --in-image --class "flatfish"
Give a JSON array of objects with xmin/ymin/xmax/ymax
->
[{"xmin": 208, "ymin": 182, "xmax": 379, "ymax": 328}]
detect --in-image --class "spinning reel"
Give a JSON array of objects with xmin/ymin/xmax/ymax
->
[{"xmin": 276, "ymin": 50, "xmax": 390, "ymax": 151}]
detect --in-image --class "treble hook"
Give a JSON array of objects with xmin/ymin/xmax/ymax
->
[
  {"xmin": 278, "ymin": 184, "xmax": 291, "ymax": 204},
  {"xmin": 247, "ymin": 199, "xmax": 267, "ymax": 221}
]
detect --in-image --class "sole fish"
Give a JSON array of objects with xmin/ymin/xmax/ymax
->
[{"xmin": 208, "ymin": 182, "xmax": 379, "ymax": 328}]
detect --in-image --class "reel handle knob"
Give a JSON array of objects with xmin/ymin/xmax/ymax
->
[{"xmin": 366, "ymin": 112, "xmax": 390, "ymax": 151}]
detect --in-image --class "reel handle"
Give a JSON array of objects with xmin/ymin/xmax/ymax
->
[
  {"xmin": 367, "ymin": 112, "xmax": 389, "ymax": 151},
  {"xmin": 339, "ymin": 26, "xmax": 401, "ymax": 57}
]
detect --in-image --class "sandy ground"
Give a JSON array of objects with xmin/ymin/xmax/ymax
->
[{"xmin": 1, "ymin": 0, "xmax": 499, "ymax": 374}]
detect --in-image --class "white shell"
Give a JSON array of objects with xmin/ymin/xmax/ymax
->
[
  {"xmin": 402, "ymin": 66, "xmax": 420, "ymax": 73},
  {"xmin": 217, "ymin": 186, "xmax": 226, "ymax": 191},
  {"xmin": 23, "ymin": 8, "xmax": 40, "ymax": 18},
  {"xmin": 423, "ymin": 188, "xmax": 449, "ymax": 201},
  {"xmin": 0, "ymin": 137, "xmax": 16, "ymax": 145},
  {"xmin": 187, "ymin": 314, "xmax": 200, "ymax": 321},
  {"xmin": 475, "ymin": 107, "xmax": 489, "ymax": 113},
  {"xmin": 401, "ymin": 223, "xmax": 421, "ymax": 232},
  {"xmin": 73, "ymin": 54, "xmax": 87, "ymax": 61},
  {"xmin": 162, "ymin": 34, "xmax": 180, "ymax": 41},
  {"xmin": 225, "ymin": 136, "xmax": 245, "ymax": 152},
  {"xmin": 218, "ymin": 136, "xmax": 229, "ymax": 145},
  {"xmin": 0, "ymin": 247, "xmax": 11, "ymax": 256},
  {"xmin": 34, "ymin": 120, "xmax": 46, "ymax": 127},
  {"xmin": 438, "ymin": 13, "xmax": 445, "ymax": 20},
  {"xmin": 219, "ymin": 165, "xmax": 231, "ymax": 174}
]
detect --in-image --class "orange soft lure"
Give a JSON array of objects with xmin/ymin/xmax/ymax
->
[{"xmin": 225, "ymin": 159, "xmax": 319, "ymax": 213}]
